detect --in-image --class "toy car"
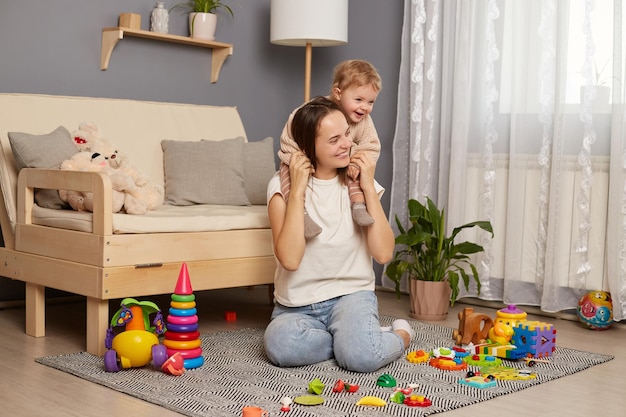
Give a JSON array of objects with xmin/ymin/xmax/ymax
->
[{"xmin": 104, "ymin": 298, "xmax": 167, "ymax": 372}]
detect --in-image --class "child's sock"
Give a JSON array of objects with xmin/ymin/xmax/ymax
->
[
  {"xmin": 351, "ymin": 202, "xmax": 375, "ymax": 226},
  {"xmin": 304, "ymin": 211, "xmax": 322, "ymax": 239},
  {"xmin": 380, "ymin": 325, "xmax": 392, "ymax": 332},
  {"xmin": 392, "ymin": 319, "xmax": 415, "ymax": 342}
]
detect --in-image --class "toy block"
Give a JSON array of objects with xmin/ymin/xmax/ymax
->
[{"xmin": 512, "ymin": 321, "xmax": 556, "ymax": 358}]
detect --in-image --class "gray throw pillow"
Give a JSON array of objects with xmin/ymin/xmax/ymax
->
[
  {"xmin": 161, "ymin": 138, "xmax": 251, "ymax": 206},
  {"xmin": 243, "ymin": 137, "xmax": 277, "ymax": 205},
  {"xmin": 8, "ymin": 126, "xmax": 75, "ymax": 209}
]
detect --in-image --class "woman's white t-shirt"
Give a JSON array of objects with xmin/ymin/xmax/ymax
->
[{"xmin": 267, "ymin": 172, "xmax": 384, "ymax": 307}]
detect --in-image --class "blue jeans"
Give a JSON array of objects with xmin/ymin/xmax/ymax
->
[{"xmin": 263, "ymin": 290, "xmax": 406, "ymax": 373}]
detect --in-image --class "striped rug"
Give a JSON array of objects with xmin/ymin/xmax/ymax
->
[{"xmin": 35, "ymin": 317, "xmax": 613, "ymax": 417}]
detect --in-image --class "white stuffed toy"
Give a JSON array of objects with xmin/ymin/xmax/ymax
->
[
  {"xmin": 65, "ymin": 122, "xmax": 164, "ymax": 214},
  {"xmin": 58, "ymin": 151, "xmax": 126, "ymax": 213}
]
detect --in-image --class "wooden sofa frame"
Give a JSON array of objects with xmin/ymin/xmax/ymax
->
[{"xmin": 0, "ymin": 94, "xmax": 276, "ymax": 356}]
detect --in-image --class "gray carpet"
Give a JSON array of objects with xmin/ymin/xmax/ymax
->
[{"xmin": 35, "ymin": 316, "xmax": 613, "ymax": 417}]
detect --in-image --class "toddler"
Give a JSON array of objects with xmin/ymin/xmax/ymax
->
[{"xmin": 277, "ymin": 59, "xmax": 382, "ymax": 238}]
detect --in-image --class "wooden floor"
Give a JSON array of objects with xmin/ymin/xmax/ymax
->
[{"xmin": 1, "ymin": 286, "xmax": 624, "ymax": 416}]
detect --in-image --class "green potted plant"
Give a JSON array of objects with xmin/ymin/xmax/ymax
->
[
  {"xmin": 385, "ymin": 197, "xmax": 494, "ymax": 320},
  {"xmin": 172, "ymin": 0, "xmax": 233, "ymax": 40}
]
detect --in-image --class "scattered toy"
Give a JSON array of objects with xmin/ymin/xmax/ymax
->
[
  {"xmin": 464, "ymin": 353, "xmax": 502, "ymax": 367},
  {"xmin": 389, "ymin": 391, "xmax": 405, "ymax": 404},
  {"xmin": 406, "ymin": 349, "xmax": 430, "ymax": 363},
  {"xmin": 395, "ymin": 386, "xmax": 413, "ymax": 396},
  {"xmin": 161, "ymin": 352, "xmax": 185, "ymax": 376},
  {"xmin": 429, "ymin": 356, "xmax": 468, "ymax": 371},
  {"xmin": 480, "ymin": 366, "xmax": 537, "ymax": 380},
  {"xmin": 459, "ymin": 375, "xmax": 497, "ymax": 389},
  {"xmin": 431, "ymin": 347, "xmax": 455, "ymax": 359},
  {"xmin": 376, "ymin": 373, "xmax": 397, "ymax": 387},
  {"xmin": 332, "ymin": 379, "xmax": 359, "ymax": 393},
  {"xmin": 307, "ymin": 378, "xmax": 325, "ymax": 395},
  {"xmin": 356, "ymin": 396, "xmax": 387, "ymax": 407},
  {"xmin": 404, "ymin": 394, "xmax": 432, "ymax": 407},
  {"xmin": 524, "ymin": 357, "xmax": 551, "ymax": 367},
  {"xmin": 294, "ymin": 395, "xmax": 324, "ymax": 406},
  {"xmin": 279, "ymin": 396, "xmax": 293, "ymax": 412}
]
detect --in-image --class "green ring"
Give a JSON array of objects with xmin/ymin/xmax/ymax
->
[{"xmin": 171, "ymin": 293, "xmax": 195, "ymax": 302}]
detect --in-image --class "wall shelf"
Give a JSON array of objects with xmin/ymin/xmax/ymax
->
[{"xmin": 100, "ymin": 27, "xmax": 233, "ymax": 83}]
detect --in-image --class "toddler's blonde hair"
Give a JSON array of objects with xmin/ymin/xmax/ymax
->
[{"xmin": 331, "ymin": 59, "xmax": 382, "ymax": 94}]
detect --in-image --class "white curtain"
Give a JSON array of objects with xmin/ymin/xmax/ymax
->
[{"xmin": 384, "ymin": 0, "xmax": 626, "ymax": 321}]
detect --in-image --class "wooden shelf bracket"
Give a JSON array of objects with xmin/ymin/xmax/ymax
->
[{"xmin": 100, "ymin": 27, "xmax": 233, "ymax": 83}]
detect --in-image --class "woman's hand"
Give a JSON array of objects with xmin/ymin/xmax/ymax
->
[
  {"xmin": 349, "ymin": 151, "xmax": 376, "ymax": 193},
  {"xmin": 288, "ymin": 151, "xmax": 313, "ymax": 202}
]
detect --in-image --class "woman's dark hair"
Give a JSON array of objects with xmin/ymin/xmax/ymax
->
[{"xmin": 290, "ymin": 96, "xmax": 348, "ymax": 184}]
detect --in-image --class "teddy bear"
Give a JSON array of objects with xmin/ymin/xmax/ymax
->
[
  {"xmin": 58, "ymin": 151, "xmax": 126, "ymax": 213},
  {"xmin": 65, "ymin": 122, "xmax": 164, "ymax": 214}
]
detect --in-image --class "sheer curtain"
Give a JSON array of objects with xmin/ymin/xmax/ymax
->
[{"xmin": 384, "ymin": 0, "xmax": 626, "ymax": 321}]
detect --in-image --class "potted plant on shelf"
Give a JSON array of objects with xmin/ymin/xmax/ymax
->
[
  {"xmin": 385, "ymin": 197, "xmax": 494, "ymax": 321},
  {"xmin": 172, "ymin": 0, "xmax": 233, "ymax": 41}
]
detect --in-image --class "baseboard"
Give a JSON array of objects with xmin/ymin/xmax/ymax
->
[{"xmin": 376, "ymin": 286, "xmax": 579, "ymax": 323}]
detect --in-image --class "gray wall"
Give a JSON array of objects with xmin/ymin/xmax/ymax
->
[{"xmin": 0, "ymin": 0, "xmax": 404, "ymax": 299}]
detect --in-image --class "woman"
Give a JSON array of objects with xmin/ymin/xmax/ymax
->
[{"xmin": 264, "ymin": 96, "xmax": 413, "ymax": 373}]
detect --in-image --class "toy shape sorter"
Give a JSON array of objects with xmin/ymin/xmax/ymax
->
[
  {"xmin": 511, "ymin": 320, "xmax": 556, "ymax": 358},
  {"xmin": 462, "ymin": 304, "xmax": 556, "ymax": 359}
]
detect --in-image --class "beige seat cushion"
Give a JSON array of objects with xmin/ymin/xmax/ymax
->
[{"xmin": 32, "ymin": 204, "xmax": 270, "ymax": 234}]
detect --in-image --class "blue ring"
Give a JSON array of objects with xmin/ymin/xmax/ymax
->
[
  {"xmin": 169, "ymin": 307, "xmax": 197, "ymax": 317},
  {"xmin": 184, "ymin": 356, "xmax": 205, "ymax": 369},
  {"xmin": 165, "ymin": 323, "xmax": 199, "ymax": 333}
]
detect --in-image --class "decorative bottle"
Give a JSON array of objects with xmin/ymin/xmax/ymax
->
[{"xmin": 151, "ymin": 2, "xmax": 169, "ymax": 34}]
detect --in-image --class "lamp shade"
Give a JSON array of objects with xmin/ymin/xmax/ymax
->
[{"xmin": 270, "ymin": 0, "xmax": 348, "ymax": 47}]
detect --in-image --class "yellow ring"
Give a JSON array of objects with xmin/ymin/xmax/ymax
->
[
  {"xmin": 170, "ymin": 301, "xmax": 197, "ymax": 309},
  {"xmin": 163, "ymin": 338, "xmax": 202, "ymax": 350}
]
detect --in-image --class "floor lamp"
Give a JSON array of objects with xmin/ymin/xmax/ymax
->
[{"xmin": 270, "ymin": 0, "xmax": 348, "ymax": 102}]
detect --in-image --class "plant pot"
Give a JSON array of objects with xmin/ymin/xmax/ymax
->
[
  {"xmin": 579, "ymin": 85, "xmax": 611, "ymax": 112},
  {"xmin": 189, "ymin": 12, "xmax": 217, "ymax": 40},
  {"xmin": 408, "ymin": 280, "xmax": 452, "ymax": 321}
]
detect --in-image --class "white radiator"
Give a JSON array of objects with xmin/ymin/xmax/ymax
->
[{"xmin": 463, "ymin": 154, "xmax": 610, "ymax": 292}]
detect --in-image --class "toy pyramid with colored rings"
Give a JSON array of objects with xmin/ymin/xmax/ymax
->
[{"xmin": 163, "ymin": 263, "xmax": 204, "ymax": 369}]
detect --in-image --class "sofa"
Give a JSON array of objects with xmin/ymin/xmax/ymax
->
[{"xmin": 0, "ymin": 93, "xmax": 277, "ymax": 355}]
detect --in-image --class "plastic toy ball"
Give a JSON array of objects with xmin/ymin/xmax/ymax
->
[{"xmin": 577, "ymin": 291, "xmax": 614, "ymax": 330}]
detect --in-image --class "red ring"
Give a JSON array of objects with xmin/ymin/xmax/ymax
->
[{"xmin": 164, "ymin": 331, "xmax": 200, "ymax": 341}]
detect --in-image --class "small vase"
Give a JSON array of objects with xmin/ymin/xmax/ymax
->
[
  {"xmin": 189, "ymin": 12, "xmax": 217, "ymax": 40},
  {"xmin": 151, "ymin": 2, "xmax": 169, "ymax": 34}
]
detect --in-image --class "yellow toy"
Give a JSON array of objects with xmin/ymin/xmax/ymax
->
[
  {"xmin": 104, "ymin": 298, "xmax": 167, "ymax": 372},
  {"xmin": 406, "ymin": 349, "xmax": 430, "ymax": 364},
  {"xmin": 356, "ymin": 396, "xmax": 387, "ymax": 407}
]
